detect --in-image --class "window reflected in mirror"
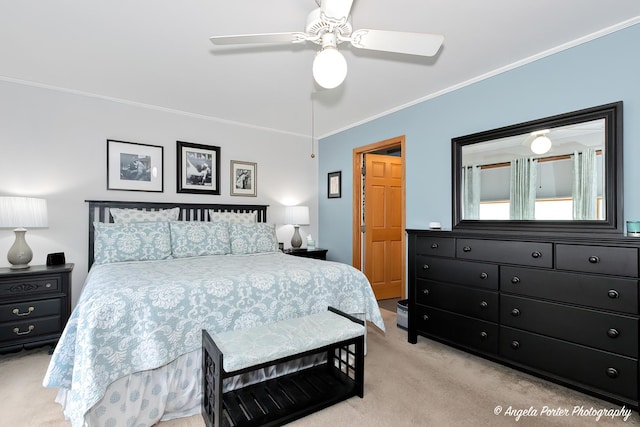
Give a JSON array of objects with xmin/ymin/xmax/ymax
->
[{"xmin": 460, "ymin": 118, "xmax": 605, "ymax": 221}]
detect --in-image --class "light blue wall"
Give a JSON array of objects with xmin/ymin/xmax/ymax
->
[{"xmin": 318, "ymin": 23, "xmax": 640, "ymax": 264}]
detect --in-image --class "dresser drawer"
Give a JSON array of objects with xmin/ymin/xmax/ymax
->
[
  {"xmin": 416, "ymin": 256, "xmax": 498, "ymax": 290},
  {"xmin": 501, "ymin": 295, "xmax": 638, "ymax": 358},
  {"xmin": 416, "ymin": 279, "xmax": 498, "ymax": 322},
  {"xmin": 0, "ymin": 275, "xmax": 61, "ymax": 297},
  {"xmin": 0, "ymin": 298, "xmax": 62, "ymax": 322},
  {"xmin": 556, "ymin": 244, "xmax": 638, "ymax": 277},
  {"xmin": 0, "ymin": 316, "xmax": 62, "ymax": 343},
  {"xmin": 501, "ymin": 266, "xmax": 638, "ymax": 314},
  {"xmin": 415, "ymin": 305, "xmax": 498, "ymax": 354},
  {"xmin": 415, "ymin": 236, "xmax": 455, "ymax": 258},
  {"xmin": 456, "ymin": 239, "xmax": 552, "ymax": 268},
  {"xmin": 500, "ymin": 326, "xmax": 638, "ymax": 401}
]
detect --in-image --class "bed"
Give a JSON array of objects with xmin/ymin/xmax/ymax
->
[{"xmin": 43, "ymin": 200, "xmax": 385, "ymax": 427}]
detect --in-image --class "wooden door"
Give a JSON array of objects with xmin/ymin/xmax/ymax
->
[{"xmin": 364, "ymin": 153, "xmax": 403, "ymax": 299}]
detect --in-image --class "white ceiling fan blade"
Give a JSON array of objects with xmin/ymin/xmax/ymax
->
[
  {"xmin": 209, "ymin": 32, "xmax": 309, "ymax": 45},
  {"xmin": 320, "ymin": 0, "xmax": 354, "ymax": 24},
  {"xmin": 349, "ymin": 29, "xmax": 444, "ymax": 56}
]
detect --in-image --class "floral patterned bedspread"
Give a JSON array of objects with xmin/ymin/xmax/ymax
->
[{"xmin": 43, "ymin": 252, "xmax": 384, "ymax": 426}]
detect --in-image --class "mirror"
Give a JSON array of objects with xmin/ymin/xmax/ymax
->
[{"xmin": 452, "ymin": 101, "xmax": 623, "ymax": 233}]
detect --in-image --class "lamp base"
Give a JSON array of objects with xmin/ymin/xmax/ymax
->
[
  {"xmin": 7, "ymin": 228, "xmax": 33, "ymax": 270},
  {"xmin": 291, "ymin": 225, "xmax": 303, "ymax": 249}
]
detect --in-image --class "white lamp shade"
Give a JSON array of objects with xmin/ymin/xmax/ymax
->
[
  {"xmin": 0, "ymin": 197, "xmax": 48, "ymax": 228},
  {"xmin": 530, "ymin": 135, "xmax": 552, "ymax": 155},
  {"xmin": 312, "ymin": 47, "xmax": 347, "ymax": 89},
  {"xmin": 284, "ymin": 206, "xmax": 310, "ymax": 226}
]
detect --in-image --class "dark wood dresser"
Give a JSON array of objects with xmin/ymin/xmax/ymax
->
[
  {"xmin": 0, "ymin": 264, "xmax": 73, "ymax": 354},
  {"xmin": 407, "ymin": 229, "xmax": 639, "ymax": 408}
]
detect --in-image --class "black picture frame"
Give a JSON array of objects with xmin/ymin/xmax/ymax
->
[
  {"xmin": 107, "ymin": 139, "xmax": 164, "ymax": 192},
  {"xmin": 328, "ymin": 171, "xmax": 341, "ymax": 198},
  {"xmin": 177, "ymin": 141, "xmax": 221, "ymax": 195}
]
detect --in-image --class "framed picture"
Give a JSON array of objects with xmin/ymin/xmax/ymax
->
[
  {"xmin": 177, "ymin": 141, "xmax": 220, "ymax": 195},
  {"xmin": 107, "ymin": 139, "xmax": 164, "ymax": 192},
  {"xmin": 230, "ymin": 160, "xmax": 257, "ymax": 197},
  {"xmin": 328, "ymin": 171, "xmax": 341, "ymax": 198}
]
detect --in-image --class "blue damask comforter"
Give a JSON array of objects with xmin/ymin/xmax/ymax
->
[{"xmin": 43, "ymin": 252, "xmax": 384, "ymax": 425}]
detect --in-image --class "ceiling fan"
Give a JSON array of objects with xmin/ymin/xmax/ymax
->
[{"xmin": 209, "ymin": 0, "xmax": 444, "ymax": 89}]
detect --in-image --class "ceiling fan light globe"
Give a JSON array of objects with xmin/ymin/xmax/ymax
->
[
  {"xmin": 530, "ymin": 135, "xmax": 552, "ymax": 155},
  {"xmin": 313, "ymin": 47, "xmax": 347, "ymax": 89}
]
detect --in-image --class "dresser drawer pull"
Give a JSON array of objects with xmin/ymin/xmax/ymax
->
[
  {"xmin": 607, "ymin": 328, "xmax": 620, "ymax": 339},
  {"xmin": 430, "ymin": 243, "xmax": 438, "ymax": 249},
  {"xmin": 422, "ymin": 289, "xmax": 430, "ymax": 295},
  {"xmin": 480, "ymin": 331, "xmax": 488, "ymax": 340},
  {"xmin": 423, "ymin": 315, "xmax": 429, "ymax": 321},
  {"xmin": 511, "ymin": 276, "xmax": 520, "ymax": 284},
  {"xmin": 13, "ymin": 325, "xmax": 35, "ymax": 335},
  {"xmin": 511, "ymin": 308, "xmax": 520, "ymax": 317},
  {"xmin": 462, "ymin": 246, "xmax": 471, "ymax": 252},
  {"xmin": 479, "ymin": 272, "xmax": 488, "ymax": 280},
  {"xmin": 510, "ymin": 340, "xmax": 520, "ymax": 350},
  {"xmin": 422, "ymin": 264, "xmax": 429, "ymax": 270},
  {"xmin": 606, "ymin": 367, "xmax": 619, "ymax": 379},
  {"xmin": 479, "ymin": 301, "xmax": 488, "ymax": 309},
  {"xmin": 531, "ymin": 251, "xmax": 542, "ymax": 259},
  {"xmin": 12, "ymin": 306, "xmax": 35, "ymax": 317},
  {"xmin": 588, "ymin": 255, "xmax": 600, "ymax": 264},
  {"xmin": 607, "ymin": 289, "xmax": 619, "ymax": 299}
]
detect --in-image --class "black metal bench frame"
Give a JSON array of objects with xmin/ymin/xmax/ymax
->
[{"xmin": 202, "ymin": 307, "xmax": 365, "ymax": 427}]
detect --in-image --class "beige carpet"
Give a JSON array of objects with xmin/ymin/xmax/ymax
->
[{"xmin": 1, "ymin": 309, "xmax": 637, "ymax": 426}]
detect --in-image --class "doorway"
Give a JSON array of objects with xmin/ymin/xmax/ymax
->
[{"xmin": 352, "ymin": 136, "xmax": 406, "ymax": 300}]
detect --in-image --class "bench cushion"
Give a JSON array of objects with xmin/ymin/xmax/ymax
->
[{"xmin": 211, "ymin": 311, "xmax": 365, "ymax": 372}]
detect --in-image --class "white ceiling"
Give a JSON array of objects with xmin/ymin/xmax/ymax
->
[{"xmin": 2, "ymin": 1, "xmax": 639, "ymax": 138}]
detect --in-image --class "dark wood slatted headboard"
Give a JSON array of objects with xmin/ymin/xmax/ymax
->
[{"xmin": 86, "ymin": 200, "xmax": 268, "ymax": 269}]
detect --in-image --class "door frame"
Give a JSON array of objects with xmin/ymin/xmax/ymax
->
[{"xmin": 352, "ymin": 135, "xmax": 406, "ymax": 299}]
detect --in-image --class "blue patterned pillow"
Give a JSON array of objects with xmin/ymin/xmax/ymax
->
[
  {"xmin": 209, "ymin": 210, "xmax": 256, "ymax": 224},
  {"xmin": 169, "ymin": 221, "xmax": 230, "ymax": 258},
  {"xmin": 110, "ymin": 207, "xmax": 180, "ymax": 223},
  {"xmin": 93, "ymin": 221, "xmax": 172, "ymax": 264},
  {"xmin": 229, "ymin": 223, "xmax": 278, "ymax": 254}
]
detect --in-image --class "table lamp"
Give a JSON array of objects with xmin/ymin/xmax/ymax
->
[
  {"xmin": 0, "ymin": 197, "xmax": 48, "ymax": 269},
  {"xmin": 284, "ymin": 206, "xmax": 309, "ymax": 249}
]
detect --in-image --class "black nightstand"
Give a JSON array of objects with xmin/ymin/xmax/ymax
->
[
  {"xmin": 0, "ymin": 263, "xmax": 73, "ymax": 354},
  {"xmin": 284, "ymin": 248, "xmax": 328, "ymax": 260}
]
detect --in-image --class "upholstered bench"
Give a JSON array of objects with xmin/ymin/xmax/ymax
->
[{"xmin": 202, "ymin": 307, "xmax": 365, "ymax": 427}]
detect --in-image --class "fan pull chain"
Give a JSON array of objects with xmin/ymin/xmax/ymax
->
[{"xmin": 310, "ymin": 97, "xmax": 316, "ymax": 158}]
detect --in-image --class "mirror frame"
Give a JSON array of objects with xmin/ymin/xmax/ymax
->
[{"xmin": 452, "ymin": 101, "xmax": 623, "ymax": 234}]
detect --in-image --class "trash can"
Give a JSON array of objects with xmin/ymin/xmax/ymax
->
[{"xmin": 397, "ymin": 299, "xmax": 408, "ymax": 330}]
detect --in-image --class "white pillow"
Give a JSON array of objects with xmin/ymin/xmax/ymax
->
[
  {"xmin": 110, "ymin": 207, "xmax": 180, "ymax": 223},
  {"xmin": 209, "ymin": 210, "xmax": 257, "ymax": 224}
]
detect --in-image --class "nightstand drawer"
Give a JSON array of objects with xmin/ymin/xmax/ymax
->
[
  {"xmin": 0, "ymin": 316, "xmax": 62, "ymax": 342},
  {"xmin": 0, "ymin": 275, "xmax": 60, "ymax": 297},
  {"xmin": 0, "ymin": 299, "xmax": 62, "ymax": 322}
]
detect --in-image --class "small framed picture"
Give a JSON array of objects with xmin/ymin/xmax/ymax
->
[
  {"xmin": 230, "ymin": 160, "xmax": 257, "ymax": 197},
  {"xmin": 328, "ymin": 171, "xmax": 341, "ymax": 198},
  {"xmin": 107, "ymin": 139, "xmax": 164, "ymax": 192},
  {"xmin": 177, "ymin": 141, "xmax": 220, "ymax": 195}
]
